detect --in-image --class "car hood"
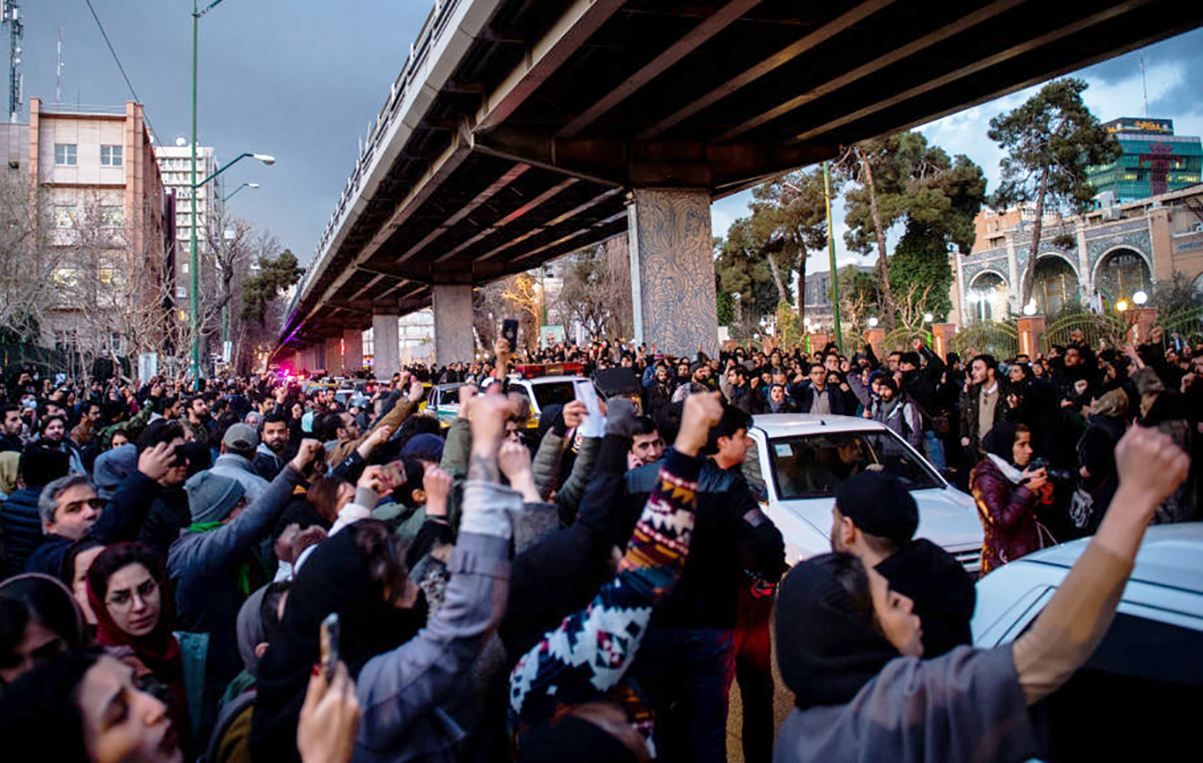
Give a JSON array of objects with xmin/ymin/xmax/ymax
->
[{"xmin": 777, "ymin": 486, "xmax": 981, "ymax": 550}]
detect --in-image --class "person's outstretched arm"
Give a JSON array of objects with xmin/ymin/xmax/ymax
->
[
  {"xmin": 354, "ymin": 393, "xmax": 517, "ymax": 754},
  {"xmin": 508, "ymin": 392, "xmax": 722, "ymax": 723},
  {"xmin": 1011, "ymin": 426, "xmax": 1189, "ymax": 704}
]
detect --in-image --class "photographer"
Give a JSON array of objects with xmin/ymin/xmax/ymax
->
[{"xmin": 969, "ymin": 422, "xmax": 1056, "ymax": 574}]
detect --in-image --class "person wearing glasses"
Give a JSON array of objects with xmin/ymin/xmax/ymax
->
[{"xmin": 86, "ymin": 542, "xmax": 193, "ymax": 756}]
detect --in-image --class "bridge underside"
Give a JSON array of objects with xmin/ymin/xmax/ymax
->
[{"xmin": 282, "ymin": 0, "xmax": 1203, "ymax": 354}]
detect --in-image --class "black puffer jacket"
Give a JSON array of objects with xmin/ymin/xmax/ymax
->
[{"xmin": 1, "ymin": 486, "xmax": 44, "ymax": 577}]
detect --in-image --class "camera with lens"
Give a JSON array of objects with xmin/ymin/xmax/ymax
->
[{"xmin": 1028, "ymin": 457, "xmax": 1072, "ymax": 482}]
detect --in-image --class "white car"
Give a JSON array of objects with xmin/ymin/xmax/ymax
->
[
  {"xmin": 971, "ymin": 524, "xmax": 1203, "ymax": 759},
  {"xmin": 744, "ymin": 414, "xmax": 983, "ymax": 572}
]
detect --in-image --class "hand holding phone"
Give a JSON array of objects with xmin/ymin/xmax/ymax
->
[{"xmin": 320, "ymin": 612, "xmax": 341, "ymax": 681}]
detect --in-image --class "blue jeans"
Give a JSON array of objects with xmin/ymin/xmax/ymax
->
[
  {"xmin": 631, "ymin": 625, "xmax": 734, "ymax": 763},
  {"xmin": 925, "ymin": 430, "xmax": 947, "ymax": 468}
]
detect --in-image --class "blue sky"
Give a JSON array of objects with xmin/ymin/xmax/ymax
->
[{"xmin": 21, "ymin": 3, "xmax": 1203, "ymax": 270}]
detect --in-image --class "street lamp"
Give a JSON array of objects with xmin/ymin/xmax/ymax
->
[
  {"xmin": 1022, "ymin": 299, "xmax": 1037, "ymax": 317},
  {"xmin": 1132, "ymin": 290, "xmax": 1148, "ymax": 306},
  {"xmin": 1116, "ymin": 299, "xmax": 1130, "ymax": 313},
  {"xmin": 190, "ymin": 151, "xmax": 274, "ymax": 375},
  {"xmin": 223, "ymin": 181, "xmax": 259, "ymax": 203},
  {"xmin": 783, "ymin": 173, "xmax": 843, "ymax": 351},
  {"xmin": 867, "ymin": 316, "xmax": 879, "ymax": 328},
  {"xmin": 923, "ymin": 312, "xmax": 934, "ymax": 324}
]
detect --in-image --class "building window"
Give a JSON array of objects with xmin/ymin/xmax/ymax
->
[
  {"xmin": 53, "ymin": 267, "xmax": 80, "ymax": 287},
  {"xmin": 180, "ymin": 261, "xmax": 189, "ymax": 275},
  {"xmin": 99, "ymin": 266, "xmax": 116, "ymax": 285},
  {"xmin": 101, "ymin": 205, "xmax": 124, "ymax": 228},
  {"xmin": 54, "ymin": 205, "xmax": 78, "ymax": 228},
  {"xmin": 175, "ymin": 285, "xmax": 187, "ymax": 299},
  {"xmin": 100, "ymin": 145, "xmax": 124, "ymax": 167},
  {"xmin": 55, "ymin": 143, "xmax": 77, "ymax": 166}
]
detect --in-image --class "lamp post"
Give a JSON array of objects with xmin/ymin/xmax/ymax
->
[
  {"xmin": 223, "ymin": 181, "xmax": 259, "ymax": 203},
  {"xmin": 189, "ymin": 0, "xmax": 231, "ymax": 384},
  {"xmin": 190, "ymin": 151, "xmax": 274, "ymax": 375},
  {"xmin": 782, "ymin": 172, "xmax": 843, "ymax": 352}
]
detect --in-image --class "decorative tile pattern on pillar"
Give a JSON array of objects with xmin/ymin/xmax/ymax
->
[
  {"xmin": 432, "ymin": 284, "xmax": 475, "ymax": 367},
  {"xmin": 372, "ymin": 314, "xmax": 401, "ymax": 380},
  {"xmin": 325, "ymin": 337, "xmax": 344, "ymax": 376},
  {"xmin": 343, "ymin": 329, "xmax": 363, "ymax": 373},
  {"xmin": 627, "ymin": 188, "xmax": 718, "ymax": 357}
]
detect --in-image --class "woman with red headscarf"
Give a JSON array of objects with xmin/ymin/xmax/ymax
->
[{"xmin": 87, "ymin": 542, "xmax": 192, "ymax": 753}]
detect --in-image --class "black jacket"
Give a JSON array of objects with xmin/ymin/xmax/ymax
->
[
  {"xmin": 0, "ymin": 433, "xmax": 22, "ymax": 453},
  {"xmin": 875, "ymin": 539, "xmax": 975, "ymax": 658},
  {"xmin": 786, "ymin": 381, "xmax": 850, "ymax": 416},
  {"xmin": 138, "ymin": 486, "xmax": 191, "ymax": 559},
  {"xmin": 1, "ymin": 486, "xmax": 45, "ymax": 577},
  {"xmin": 625, "ymin": 458, "xmax": 785, "ymax": 629},
  {"xmin": 501, "ymin": 433, "xmax": 632, "ymax": 664}
]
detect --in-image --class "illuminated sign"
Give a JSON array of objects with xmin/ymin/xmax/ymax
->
[{"xmin": 1105, "ymin": 118, "xmax": 1173, "ymax": 135}]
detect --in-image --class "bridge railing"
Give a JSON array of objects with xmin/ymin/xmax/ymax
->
[{"xmin": 297, "ymin": 0, "xmax": 465, "ymax": 315}]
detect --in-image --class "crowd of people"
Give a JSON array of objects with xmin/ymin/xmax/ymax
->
[{"xmin": 0, "ymin": 327, "xmax": 1196, "ymax": 762}]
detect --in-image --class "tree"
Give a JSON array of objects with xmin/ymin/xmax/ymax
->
[
  {"xmin": 748, "ymin": 168, "xmax": 830, "ymax": 319},
  {"xmin": 841, "ymin": 132, "xmax": 986, "ymax": 328},
  {"xmin": 0, "ymin": 172, "xmax": 62, "ymax": 344},
  {"xmin": 241, "ymin": 248, "xmax": 304, "ymax": 324},
  {"xmin": 988, "ymin": 78, "xmax": 1121, "ymax": 307},
  {"xmin": 837, "ymin": 266, "xmax": 882, "ymax": 333},
  {"xmin": 714, "ymin": 218, "xmax": 781, "ymax": 339}
]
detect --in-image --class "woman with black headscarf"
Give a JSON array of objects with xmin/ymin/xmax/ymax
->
[
  {"xmin": 251, "ymin": 521, "xmax": 428, "ymax": 763},
  {"xmin": 773, "ymin": 426, "xmax": 1189, "ymax": 762},
  {"xmin": 969, "ymin": 421, "xmax": 1050, "ymax": 573}
]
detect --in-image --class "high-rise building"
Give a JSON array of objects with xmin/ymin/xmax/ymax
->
[
  {"xmin": 1088, "ymin": 118, "xmax": 1202, "ymax": 204},
  {"xmin": 29, "ymin": 98, "xmax": 171, "ymax": 361},
  {"xmin": 154, "ymin": 142, "xmax": 221, "ymax": 306}
]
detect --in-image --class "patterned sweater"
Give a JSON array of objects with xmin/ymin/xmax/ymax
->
[{"xmin": 508, "ymin": 447, "xmax": 701, "ymax": 747}]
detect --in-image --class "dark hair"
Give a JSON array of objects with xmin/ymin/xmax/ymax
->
[
  {"xmin": 59, "ymin": 538, "xmax": 104, "ymax": 588},
  {"xmin": 899, "ymin": 352, "xmax": 921, "ymax": 368},
  {"xmin": 706, "ymin": 404, "xmax": 752, "ymax": 453},
  {"xmin": 261, "ymin": 410, "xmax": 290, "ymax": 430},
  {"xmin": 18, "ymin": 445, "xmax": 70, "ymax": 488},
  {"xmin": 135, "ymin": 419, "xmax": 184, "ymax": 453},
  {"xmin": 37, "ymin": 414, "xmax": 67, "ymax": 436},
  {"xmin": 0, "ymin": 575, "xmax": 83, "ymax": 669},
  {"xmin": 631, "ymin": 416, "xmax": 658, "ymax": 437},
  {"xmin": 348, "ymin": 520, "xmax": 410, "ymax": 606},
  {"xmin": 306, "ymin": 475, "xmax": 351, "ymax": 523},
  {"xmin": 0, "ymin": 647, "xmax": 100, "ymax": 756},
  {"xmin": 877, "ymin": 376, "xmax": 898, "ymax": 393},
  {"xmin": 826, "ymin": 552, "xmax": 875, "ymax": 628},
  {"xmin": 970, "ymin": 354, "xmax": 998, "ymax": 372},
  {"xmin": 259, "ymin": 580, "xmax": 290, "ymax": 643},
  {"xmin": 86, "ymin": 543, "xmax": 165, "ymax": 606},
  {"xmin": 315, "ymin": 412, "xmax": 347, "ymax": 443},
  {"xmin": 1, "ymin": 402, "xmax": 18, "ymax": 419}
]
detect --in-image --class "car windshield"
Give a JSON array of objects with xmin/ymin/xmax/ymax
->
[
  {"xmin": 767, "ymin": 430, "xmax": 942, "ymax": 499},
  {"xmin": 530, "ymin": 381, "xmax": 577, "ymax": 410}
]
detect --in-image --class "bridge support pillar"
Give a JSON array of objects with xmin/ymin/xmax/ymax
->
[
  {"xmin": 372, "ymin": 314, "xmax": 400, "ymax": 379},
  {"xmin": 325, "ymin": 337, "xmax": 344, "ymax": 376},
  {"xmin": 343, "ymin": 329, "xmax": 363, "ymax": 374},
  {"xmin": 627, "ymin": 188, "xmax": 718, "ymax": 357},
  {"xmin": 432, "ymin": 284, "xmax": 475, "ymax": 366}
]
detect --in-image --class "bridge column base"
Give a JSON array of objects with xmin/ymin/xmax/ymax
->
[
  {"xmin": 343, "ymin": 329, "xmax": 363, "ymax": 374},
  {"xmin": 432, "ymin": 284, "xmax": 475, "ymax": 366},
  {"xmin": 372, "ymin": 314, "xmax": 400, "ymax": 379},
  {"xmin": 627, "ymin": 188, "xmax": 718, "ymax": 358}
]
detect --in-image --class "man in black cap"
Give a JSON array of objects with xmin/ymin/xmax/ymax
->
[{"xmin": 829, "ymin": 471, "xmax": 975, "ymax": 657}]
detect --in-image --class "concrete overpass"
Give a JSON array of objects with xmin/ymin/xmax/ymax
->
[{"xmin": 278, "ymin": 0, "xmax": 1202, "ymax": 373}]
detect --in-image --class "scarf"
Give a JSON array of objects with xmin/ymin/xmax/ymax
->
[{"xmin": 985, "ymin": 453, "xmax": 1025, "ymax": 485}]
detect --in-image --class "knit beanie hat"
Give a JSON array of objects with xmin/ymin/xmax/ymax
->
[
  {"xmin": 834, "ymin": 471, "xmax": 919, "ymax": 545},
  {"xmin": 93, "ymin": 444, "xmax": 138, "ymax": 501},
  {"xmin": 185, "ymin": 471, "xmax": 246, "ymax": 524}
]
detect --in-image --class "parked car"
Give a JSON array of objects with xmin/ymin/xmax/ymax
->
[
  {"xmin": 744, "ymin": 413, "xmax": 983, "ymax": 572},
  {"xmin": 972, "ymin": 523, "xmax": 1203, "ymax": 759}
]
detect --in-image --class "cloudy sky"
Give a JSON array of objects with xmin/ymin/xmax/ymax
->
[{"xmin": 21, "ymin": 2, "xmax": 1203, "ymax": 271}]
